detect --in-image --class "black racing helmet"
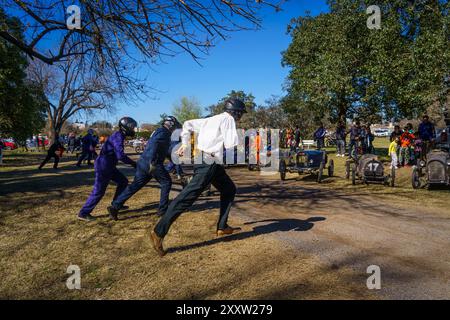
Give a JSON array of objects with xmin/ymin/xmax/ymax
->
[
  {"xmin": 224, "ymin": 98, "xmax": 247, "ymax": 120},
  {"xmin": 118, "ymin": 117, "xmax": 138, "ymax": 137},
  {"xmin": 163, "ymin": 116, "xmax": 182, "ymax": 132},
  {"xmin": 224, "ymin": 98, "xmax": 247, "ymax": 113}
]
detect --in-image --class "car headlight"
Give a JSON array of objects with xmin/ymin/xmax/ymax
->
[{"xmin": 420, "ymin": 160, "xmax": 426, "ymax": 167}]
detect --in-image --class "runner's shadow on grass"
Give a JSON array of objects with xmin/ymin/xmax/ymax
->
[{"xmin": 167, "ymin": 217, "xmax": 326, "ymax": 254}]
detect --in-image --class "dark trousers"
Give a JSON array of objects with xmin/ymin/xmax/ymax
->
[
  {"xmin": 79, "ymin": 167, "xmax": 128, "ymax": 216},
  {"xmin": 111, "ymin": 164, "xmax": 172, "ymax": 214},
  {"xmin": 77, "ymin": 150, "xmax": 91, "ymax": 166},
  {"xmin": 336, "ymin": 139, "xmax": 345, "ymax": 155},
  {"xmin": 348, "ymin": 140, "xmax": 357, "ymax": 157},
  {"xmin": 316, "ymin": 138, "xmax": 325, "ymax": 150},
  {"xmin": 39, "ymin": 152, "xmax": 60, "ymax": 169},
  {"xmin": 422, "ymin": 140, "xmax": 433, "ymax": 159},
  {"xmin": 154, "ymin": 163, "xmax": 236, "ymax": 238}
]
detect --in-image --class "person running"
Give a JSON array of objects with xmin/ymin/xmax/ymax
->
[
  {"xmin": 165, "ymin": 136, "xmax": 185, "ymax": 180},
  {"xmin": 77, "ymin": 117, "xmax": 137, "ymax": 222},
  {"xmin": 150, "ymin": 98, "xmax": 246, "ymax": 256},
  {"xmin": 67, "ymin": 133, "xmax": 76, "ymax": 153},
  {"xmin": 107, "ymin": 116, "xmax": 181, "ymax": 220},
  {"xmin": 76, "ymin": 129, "xmax": 95, "ymax": 167},
  {"xmin": 38, "ymin": 137, "xmax": 65, "ymax": 170}
]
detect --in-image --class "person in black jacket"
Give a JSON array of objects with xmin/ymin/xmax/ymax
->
[
  {"xmin": 38, "ymin": 137, "xmax": 65, "ymax": 170},
  {"xmin": 107, "ymin": 116, "xmax": 181, "ymax": 220}
]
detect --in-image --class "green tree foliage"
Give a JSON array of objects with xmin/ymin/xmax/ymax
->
[
  {"xmin": 172, "ymin": 96, "xmax": 203, "ymax": 123},
  {"xmin": 0, "ymin": 9, "xmax": 46, "ymax": 143},
  {"xmin": 282, "ymin": 0, "xmax": 449, "ymax": 127}
]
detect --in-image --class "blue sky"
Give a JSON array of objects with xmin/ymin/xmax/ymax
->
[{"xmin": 79, "ymin": 1, "xmax": 329, "ymax": 125}]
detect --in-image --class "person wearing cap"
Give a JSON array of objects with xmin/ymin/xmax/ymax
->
[
  {"xmin": 107, "ymin": 116, "xmax": 180, "ymax": 220},
  {"xmin": 77, "ymin": 117, "xmax": 138, "ymax": 222},
  {"xmin": 150, "ymin": 98, "xmax": 246, "ymax": 256}
]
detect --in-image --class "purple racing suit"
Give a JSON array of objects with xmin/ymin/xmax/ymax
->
[{"xmin": 78, "ymin": 131, "xmax": 136, "ymax": 217}]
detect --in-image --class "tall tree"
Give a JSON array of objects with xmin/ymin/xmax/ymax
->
[
  {"xmin": 27, "ymin": 56, "xmax": 122, "ymax": 143},
  {"xmin": 172, "ymin": 96, "xmax": 203, "ymax": 123},
  {"xmin": 282, "ymin": 0, "xmax": 449, "ymax": 127},
  {"xmin": 0, "ymin": 9, "xmax": 46, "ymax": 143},
  {"xmin": 1, "ymin": 0, "xmax": 283, "ymax": 99}
]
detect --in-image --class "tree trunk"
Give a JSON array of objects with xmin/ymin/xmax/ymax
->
[{"xmin": 47, "ymin": 119, "xmax": 62, "ymax": 145}]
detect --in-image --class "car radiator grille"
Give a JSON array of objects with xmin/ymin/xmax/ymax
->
[{"xmin": 428, "ymin": 161, "xmax": 446, "ymax": 182}]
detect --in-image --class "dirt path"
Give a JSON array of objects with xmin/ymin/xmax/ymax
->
[{"xmin": 224, "ymin": 169, "xmax": 450, "ymax": 299}]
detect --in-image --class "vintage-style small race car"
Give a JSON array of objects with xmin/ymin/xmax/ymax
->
[
  {"xmin": 345, "ymin": 154, "xmax": 395, "ymax": 187},
  {"xmin": 279, "ymin": 148, "xmax": 334, "ymax": 183},
  {"xmin": 412, "ymin": 149, "xmax": 450, "ymax": 189}
]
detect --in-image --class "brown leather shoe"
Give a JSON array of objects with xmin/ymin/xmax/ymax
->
[
  {"xmin": 216, "ymin": 226, "xmax": 242, "ymax": 237},
  {"xmin": 150, "ymin": 230, "xmax": 166, "ymax": 257}
]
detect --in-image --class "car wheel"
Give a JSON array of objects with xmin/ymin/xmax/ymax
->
[
  {"xmin": 412, "ymin": 166, "xmax": 421, "ymax": 189},
  {"xmin": 279, "ymin": 160, "xmax": 286, "ymax": 181},
  {"xmin": 328, "ymin": 159, "xmax": 334, "ymax": 177}
]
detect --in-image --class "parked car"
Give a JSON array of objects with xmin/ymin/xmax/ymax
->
[
  {"xmin": 412, "ymin": 148, "xmax": 450, "ymax": 189},
  {"xmin": 346, "ymin": 153, "xmax": 395, "ymax": 187},
  {"xmin": 374, "ymin": 129, "xmax": 390, "ymax": 137},
  {"xmin": 3, "ymin": 139, "xmax": 18, "ymax": 150}
]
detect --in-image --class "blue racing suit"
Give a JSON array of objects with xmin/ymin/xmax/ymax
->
[{"xmin": 111, "ymin": 126, "xmax": 172, "ymax": 215}]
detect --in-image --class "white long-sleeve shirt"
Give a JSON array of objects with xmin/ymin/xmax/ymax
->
[{"xmin": 181, "ymin": 112, "xmax": 239, "ymax": 156}]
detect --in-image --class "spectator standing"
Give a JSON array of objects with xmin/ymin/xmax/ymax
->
[
  {"xmin": 418, "ymin": 115, "xmax": 436, "ymax": 157},
  {"xmin": 390, "ymin": 125, "xmax": 403, "ymax": 142},
  {"xmin": 335, "ymin": 121, "xmax": 346, "ymax": 157},
  {"xmin": 388, "ymin": 137, "xmax": 399, "ymax": 169},
  {"xmin": 399, "ymin": 127, "xmax": 415, "ymax": 166},
  {"xmin": 313, "ymin": 123, "xmax": 326, "ymax": 150},
  {"xmin": 364, "ymin": 125, "xmax": 375, "ymax": 154},
  {"xmin": 348, "ymin": 121, "xmax": 362, "ymax": 158},
  {"xmin": 0, "ymin": 138, "xmax": 4, "ymax": 164},
  {"xmin": 294, "ymin": 126, "xmax": 301, "ymax": 149}
]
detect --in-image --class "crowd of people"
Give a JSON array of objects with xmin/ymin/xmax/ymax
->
[
  {"xmin": 281, "ymin": 114, "xmax": 444, "ymax": 170},
  {"xmin": 282, "ymin": 120, "xmax": 376, "ymax": 157},
  {"xmin": 388, "ymin": 115, "xmax": 437, "ymax": 169}
]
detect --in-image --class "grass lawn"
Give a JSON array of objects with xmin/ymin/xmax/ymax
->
[{"xmin": 0, "ymin": 140, "xmax": 448, "ymax": 299}]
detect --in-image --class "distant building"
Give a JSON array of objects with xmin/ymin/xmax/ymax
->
[{"xmin": 73, "ymin": 121, "xmax": 86, "ymax": 130}]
